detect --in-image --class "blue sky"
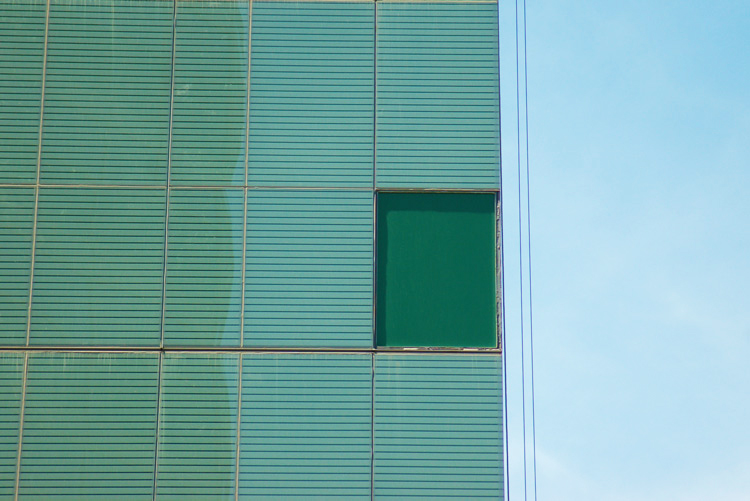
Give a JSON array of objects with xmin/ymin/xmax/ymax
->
[{"xmin": 499, "ymin": 1, "xmax": 750, "ymax": 499}]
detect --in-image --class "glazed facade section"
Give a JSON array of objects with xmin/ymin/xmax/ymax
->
[{"xmin": 0, "ymin": 0, "xmax": 503, "ymax": 498}]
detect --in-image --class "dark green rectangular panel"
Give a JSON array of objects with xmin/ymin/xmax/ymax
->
[
  {"xmin": 41, "ymin": 0, "xmax": 172, "ymax": 185},
  {"xmin": 376, "ymin": 193, "xmax": 496, "ymax": 348},
  {"xmin": 156, "ymin": 353, "xmax": 239, "ymax": 500},
  {"xmin": 0, "ymin": 188, "xmax": 35, "ymax": 346},
  {"xmin": 239, "ymin": 353, "xmax": 372, "ymax": 499},
  {"xmin": 374, "ymin": 354, "xmax": 503, "ymax": 500},
  {"xmin": 0, "ymin": 0, "xmax": 45, "ymax": 183},
  {"xmin": 30, "ymin": 188, "xmax": 165, "ymax": 346},
  {"xmin": 18, "ymin": 352, "xmax": 159, "ymax": 500},
  {"xmin": 171, "ymin": 0, "xmax": 248, "ymax": 186},
  {"xmin": 376, "ymin": 3, "xmax": 500, "ymax": 188},
  {"xmin": 248, "ymin": 1, "xmax": 374, "ymax": 187},
  {"xmin": 244, "ymin": 190, "xmax": 373, "ymax": 348},
  {"xmin": 165, "ymin": 189, "xmax": 243, "ymax": 347},
  {"xmin": 0, "ymin": 352, "xmax": 24, "ymax": 497}
]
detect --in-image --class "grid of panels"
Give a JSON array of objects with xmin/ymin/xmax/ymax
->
[
  {"xmin": 3, "ymin": 352, "xmax": 503, "ymax": 499},
  {"xmin": 0, "ymin": 0, "xmax": 503, "ymax": 499},
  {"xmin": 1, "ymin": 0, "xmax": 501, "ymax": 350}
]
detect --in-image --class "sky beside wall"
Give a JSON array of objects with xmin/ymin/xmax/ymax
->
[{"xmin": 499, "ymin": 1, "xmax": 750, "ymax": 499}]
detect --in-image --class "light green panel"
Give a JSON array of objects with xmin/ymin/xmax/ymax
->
[
  {"xmin": 376, "ymin": 3, "xmax": 500, "ymax": 188},
  {"xmin": 244, "ymin": 190, "xmax": 373, "ymax": 348},
  {"xmin": 0, "ymin": 188, "xmax": 35, "ymax": 346},
  {"xmin": 239, "ymin": 353, "xmax": 372, "ymax": 499},
  {"xmin": 156, "ymin": 353, "xmax": 239, "ymax": 500},
  {"xmin": 40, "ymin": 0, "xmax": 172, "ymax": 185},
  {"xmin": 165, "ymin": 189, "xmax": 243, "ymax": 347},
  {"xmin": 248, "ymin": 2, "xmax": 374, "ymax": 187},
  {"xmin": 18, "ymin": 352, "xmax": 159, "ymax": 500},
  {"xmin": 0, "ymin": 0, "xmax": 45, "ymax": 184},
  {"xmin": 171, "ymin": 0, "xmax": 248, "ymax": 186},
  {"xmin": 374, "ymin": 355, "xmax": 503, "ymax": 500},
  {"xmin": 0, "ymin": 352, "xmax": 24, "ymax": 498},
  {"xmin": 30, "ymin": 188, "xmax": 165, "ymax": 346}
]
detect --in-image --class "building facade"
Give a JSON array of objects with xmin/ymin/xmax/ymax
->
[{"xmin": 0, "ymin": 0, "xmax": 503, "ymax": 498}]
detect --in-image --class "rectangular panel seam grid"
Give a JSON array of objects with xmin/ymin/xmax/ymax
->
[{"xmin": 0, "ymin": 0, "xmax": 504, "ymax": 498}]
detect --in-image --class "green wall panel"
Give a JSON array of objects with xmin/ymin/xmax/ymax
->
[
  {"xmin": 0, "ymin": 0, "xmax": 505, "ymax": 498},
  {"xmin": 376, "ymin": 3, "xmax": 500, "ymax": 189},
  {"xmin": 165, "ymin": 189, "xmax": 243, "ymax": 347},
  {"xmin": 0, "ymin": 352, "xmax": 24, "ymax": 497},
  {"xmin": 40, "ymin": 0, "xmax": 172, "ymax": 185},
  {"xmin": 30, "ymin": 188, "xmax": 165, "ymax": 346},
  {"xmin": 376, "ymin": 193, "xmax": 496, "ymax": 348},
  {"xmin": 248, "ymin": 2, "xmax": 374, "ymax": 187},
  {"xmin": 374, "ymin": 355, "xmax": 503, "ymax": 500},
  {"xmin": 171, "ymin": 0, "xmax": 248, "ymax": 186},
  {"xmin": 244, "ymin": 190, "xmax": 373, "ymax": 348},
  {"xmin": 0, "ymin": 0, "xmax": 45, "ymax": 184},
  {"xmin": 18, "ymin": 352, "xmax": 159, "ymax": 500},
  {"xmin": 0, "ymin": 188, "xmax": 35, "ymax": 346},
  {"xmin": 155, "ymin": 353, "xmax": 239, "ymax": 500},
  {"xmin": 239, "ymin": 353, "xmax": 372, "ymax": 499}
]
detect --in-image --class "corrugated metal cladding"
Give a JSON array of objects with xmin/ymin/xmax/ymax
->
[
  {"xmin": 0, "ymin": 0, "xmax": 504, "ymax": 498},
  {"xmin": 249, "ymin": 2, "xmax": 374, "ymax": 188},
  {"xmin": 0, "ymin": 0, "xmax": 45, "ymax": 184},
  {"xmin": 171, "ymin": 0, "xmax": 249, "ymax": 186},
  {"xmin": 239, "ymin": 354, "xmax": 373, "ymax": 499},
  {"xmin": 41, "ymin": 0, "xmax": 173, "ymax": 185},
  {"xmin": 0, "ymin": 189, "xmax": 34, "ymax": 346},
  {"xmin": 156, "ymin": 354, "xmax": 240, "ymax": 499},
  {"xmin": 374, "ymin": 355, "xmax": 504, "ymax": 500},
  {"xmin": 30, "ymin": 188, "xmax": 166, "ymax": 347},
  {"xmin": 0, "ymin": 353, "xmax": 24, "ymax": 498},
  {"xmin": 18, "ymin": 353, "xmax": 160, "ymax": 499},
  {"xmin": 1, "ymin": 353, "xmax": 503, "ymax": 498},
  {"xmin": 244, "ymin": 190, "xmax": 373, "ymax": 348},
  {"xmin": 165, "ymin": 189, "xmax": 244, "ymax": 347},
  {"xmin": 376, "ymin": 2, "xmax": 500, "ymax": 188}
]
